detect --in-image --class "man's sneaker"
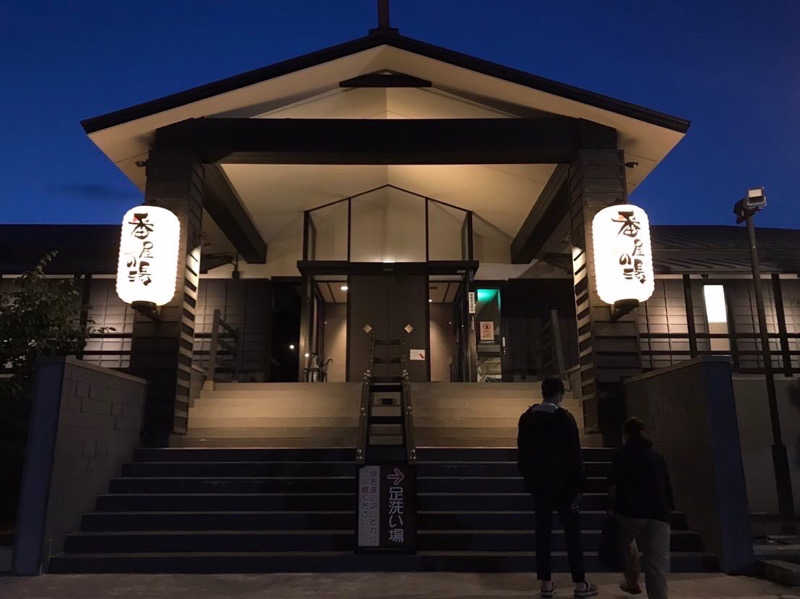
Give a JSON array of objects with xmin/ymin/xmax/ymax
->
[
  {"xmin": 540, "ymin": 580, "xmax": 555, "ymax": 598},
  {"xmin": 574, "ymin": 580, "xmax": 599, "ymax": 598}
]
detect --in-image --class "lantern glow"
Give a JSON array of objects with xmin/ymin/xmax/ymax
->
[
  {"xmin": 116, "ymin": 205, "xmax": 181, "ymax": 306},
  {"xmin": 592, "ymin": 204, "xmax": 654, "ymax": 306}
]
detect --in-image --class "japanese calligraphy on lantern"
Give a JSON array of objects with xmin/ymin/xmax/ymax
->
[
  {"xmin": 116, "ymin": 205, "xmax": 180, "ymax": 306},
  {"xmin": 592, "ymin": 204, "xmax": 654, "ymax": 305}
]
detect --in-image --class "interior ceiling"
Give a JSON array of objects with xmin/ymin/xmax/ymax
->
[{"xmin": 221, "ymin": 163, "xmax": 555, "ymax": 244}]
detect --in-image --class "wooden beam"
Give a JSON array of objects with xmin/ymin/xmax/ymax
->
[
  {"xmin": 202, "ymin": 164, "xmax": 267, "ymax": 263},
  {"xmin": 511, "ymin": 164, "xmax": 570, "ymax": 263},
  {"xmin": 155, "ymin": 117, "xmax": 617, "ymax": 165},
  {"xmin": 683, "ymin": 274, "xmax": 698, "ymax": 357}
]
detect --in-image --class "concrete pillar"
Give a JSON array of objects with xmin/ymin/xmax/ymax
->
[
  {"xmin": 129, "ymin": 147, "xmax": 203, "ymax": 445},
  {"xmin": 569, "ymin": 148, "xmax": 642, "ymax": 441}
]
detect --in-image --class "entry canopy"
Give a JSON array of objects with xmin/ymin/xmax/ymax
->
[{"xmin": 83, "ymin": 27, "xmax": 689, "ymax": 270}]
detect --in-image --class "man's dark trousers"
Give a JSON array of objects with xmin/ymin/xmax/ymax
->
[{"xmin": 535, "ymin": 494, "xmax": 586, "ymax": 582}]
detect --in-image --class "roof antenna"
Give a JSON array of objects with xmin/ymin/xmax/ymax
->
[{"xmin": 370, "ymin": 0, "xmax": 398, "ymax": 35}]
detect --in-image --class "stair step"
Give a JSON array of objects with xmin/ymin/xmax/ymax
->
[
  {"xmin": 416, "ymin": 462, "xmax": 611, "ymax": 478},
  {"xmin": 64, "ymin": 530, "xmax": 355, "ymax": 553},
  {"xmin": 123, "ymin": 462, "xmax": 357, "ymax": 477},
  {"xmin": 418, "ymin": 511, "xmax": 689, "ymax": 530},
  {"xmin": 417, "ymin": 493, "xmax": 608, "ymax": 511},
  {"xmin": 134, "ymin": 448, "xmax": 356, "ymax": 462},
  {"xmin": 417, "ymin": 476, "xmax": 609, "ymax": 494},
  {"xmin": 109, "ymin": 477, "xmax": 354, "ymax": 494},
  {"xmin": 48, "ymin": 550, "xmax": 719, "ymax": 574},
  {"xmin": 415, "ymin": 530, "xmax": 704, "ymax": 552},
  {"xmin": 97, "ymin": 493, "xmax": 356, "ymax": 512},
  {"xmin": 416, "ymin": 447, "xmax": 613, "ymax": 462},
  {"xmin": 82, "ymin": 511, "xmax": 356, "ymax": 531}
]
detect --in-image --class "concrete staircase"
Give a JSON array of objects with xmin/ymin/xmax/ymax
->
[
  {"xmin": 178, "ymin": 383, "xmax": 361, "ymax": 447},
  {"xmin": 48, "ymin": 446, "xmax": 718, "ymax": 573}
]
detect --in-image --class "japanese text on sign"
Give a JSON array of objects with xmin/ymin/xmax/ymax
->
[
  {"xmin": 592, "ymin": 204, "xmax": 654, "ymax": 305},
  {"xmin": 116, "ymin": 206, "xmax": 180, "ymax": 306}
]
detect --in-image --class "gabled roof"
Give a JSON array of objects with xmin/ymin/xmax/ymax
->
[{"xmin": 82, "ymin": 30, "xmax": 689, "ymax": 135}]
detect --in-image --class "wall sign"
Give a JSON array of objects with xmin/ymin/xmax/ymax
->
[
  {"xmin": 468, "ymin": 291, "xmax": 476, "ymax": 314},
  {"xmin": 409, "ymin": 349, "xmax": 426, "ymax": 361},
  {"xmin": 479, "ymin": 321, "xmax": 495, "ymax": 342},
  {"xmin": 116, "ymin": 205, "xmax": 181, "ymax": 306},
  {"xmin": 592, "ymin": 204, "xmax": 654, "ymax": 305},
  {"xmin": 357, "ymin": 464, "xmax": 416, "ymax": 552}
]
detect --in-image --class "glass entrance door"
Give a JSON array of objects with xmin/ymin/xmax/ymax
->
[{"xmin": 474, "ymin": 287, "xmax": 503, "ymax": 382}]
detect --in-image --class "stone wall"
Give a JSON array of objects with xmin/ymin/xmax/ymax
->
[
  {"xmin": 625, "ymin": 357, "xmax": 753, "ymax": 573},
  {"xmin": 14, "ymin": 358, "xmax": 146, "ymax": 574}
]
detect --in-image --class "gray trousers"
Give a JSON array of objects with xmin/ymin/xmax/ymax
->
[{"xmin": 618, "ymin": 515, "xmax": 670, "ymax": 599}]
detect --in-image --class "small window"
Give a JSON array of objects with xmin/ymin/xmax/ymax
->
[{"xmin": 703, "ymin": 285, "xmax": 730, "ymax": 352}]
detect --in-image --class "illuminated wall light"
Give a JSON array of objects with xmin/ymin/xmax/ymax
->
[
  {"xmin": 340, "ymin": 285, "xmax": 349, "ymax": 292},
  {"xmin": 289, "ymin": 344, "xmax": 296, "ymax": 350},
  {"xmin": 703, "ymin": 285, "xmax": 728, "ymax": 324},
  {"xmin": 116, "ymin": 205, "xmax": 180, "ymax": 306},
  {"xmin": 592, "ymin": 204, "xmax": 655, "ymax": 305}
]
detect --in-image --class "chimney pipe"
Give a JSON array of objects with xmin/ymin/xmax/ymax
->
[{"xmin": 378, "ymin": 0, "xmax": 390, "ymax": 29}]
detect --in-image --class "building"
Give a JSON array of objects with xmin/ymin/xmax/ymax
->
[{"xmin": 6, "ymin": 6, "xmax": 791, "ymax": 575}]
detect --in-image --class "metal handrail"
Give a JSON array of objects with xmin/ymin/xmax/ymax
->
[
  {"xmin": 400, "ymin": 331, "xmax": 416, "ymax": 464},
  {"xmin": 206, "ymin": 309, "xmax": 239, "ymax": 391},
  {"xmin": 356, "ymin": 331, "xmax": 376, "ymax": 464}
]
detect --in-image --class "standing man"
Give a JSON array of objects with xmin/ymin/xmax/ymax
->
[
  {"xmin": 518, "ymin": 377, "xmax": 598, "ymax": 598},
  {"xmin": 610, "ymin": 417, "xmax": 674, "ymax": 599}
]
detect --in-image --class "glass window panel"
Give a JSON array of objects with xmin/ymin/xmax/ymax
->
[
  {"xmin": 350, "ymin": 187, "xmax": 425, "ymax": 262},
  {"xmin": 309, "ymin": 201, "xmax": 348, "ymax": 261},
  {"xmin": 428, "ymin": 201, "xmax": 465, "ymax": 260}
]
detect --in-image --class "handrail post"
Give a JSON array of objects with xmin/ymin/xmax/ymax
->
[{"xmin": 208, "ymin": 309, "xmax": 220, "ymax": 392}]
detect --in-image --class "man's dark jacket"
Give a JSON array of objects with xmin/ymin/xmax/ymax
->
[
  {"xmin": 517, "ymin": 403, "xmax": 585, "ymax": 502},
  {"xmin": 610, "ymin": 436, "xmax": 675, "ymax": 522}
]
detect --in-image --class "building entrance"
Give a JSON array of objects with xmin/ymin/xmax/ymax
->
[{"xmin": 347, "ymin": 273, "xmax": 429, "ymax": 382}]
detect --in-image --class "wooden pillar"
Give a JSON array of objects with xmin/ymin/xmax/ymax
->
[
  {"xmin": 772, "ymin": 274, "xmax": 793, "ymax": 377},
  {"xmin": 129, "ymin": 147, "xmax": 203, "ymax": 446},
  {"xmin": 569, "ymin": 148, "xmax": 642, "ymax": 439}
]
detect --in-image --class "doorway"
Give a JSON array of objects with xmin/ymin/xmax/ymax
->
[{"xmin": 347, "ymin": 273, "xmax": 429, "ymax": 382}]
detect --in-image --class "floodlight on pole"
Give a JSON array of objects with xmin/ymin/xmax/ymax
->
[{"xmin": 734, "ymin": 186, "xmax": 795, "ymax": 521}]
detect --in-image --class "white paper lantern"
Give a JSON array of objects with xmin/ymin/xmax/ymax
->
[
  {"xmin": 116, "ymin": 205, "xmax": 181, "ymax": 306},
  {"xmin": 592, "ymin": 204, "xmax": 654, "ymax": 305}
]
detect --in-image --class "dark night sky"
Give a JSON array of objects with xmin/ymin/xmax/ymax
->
[{"xmin": 1, "ymin": 1, "xmax": 798, "ymax": 228}]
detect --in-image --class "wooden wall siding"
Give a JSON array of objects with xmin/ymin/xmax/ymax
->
[
  {"xmin": 129, "ymin": 148, "xmax": 204, "ymax": 443},
  {"xmin": 568, "ymin": 148, "xmax": 641, "ymax": 430},
  {"xmin": 781, "ymin": 280, "xmax": 800, "ymax": 370},
  {"xmin": 638, "ymin": 277, "xmax": 799, "ymax": 374},
  {"xmin": 193, "ymin": 279, "xmax": 272, "ymax": 382},
  {"xmin": 83, "ymin": 279, "xmax": 134, "ymax": 369}
]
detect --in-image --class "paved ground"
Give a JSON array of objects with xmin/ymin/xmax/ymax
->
[{"xmin": 0, "ymin": 572, "xmax": 797, "ymax": 599}]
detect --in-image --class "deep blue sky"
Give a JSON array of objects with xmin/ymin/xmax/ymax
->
[{"xmin": 1, "ymin": 1, "xmax": 798, "ymax": 228}]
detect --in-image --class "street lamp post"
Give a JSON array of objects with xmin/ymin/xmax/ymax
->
[{"xmin": 734, "ymin": 187, "xmax": 795, "ymax": 521}]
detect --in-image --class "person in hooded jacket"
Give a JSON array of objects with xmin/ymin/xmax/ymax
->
[
  {"xmin": 609, "ymin": 417, "xmax": 675, "ymax": 599},
  {"xmin": 518, "ymin": 377, "xmax": 598, "ymax": 598}
]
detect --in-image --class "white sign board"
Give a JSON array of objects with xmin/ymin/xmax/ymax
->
[
  {"xmin": 116, "ymin": 205, "xmax": 181, "ymax": 306},
  {"xmin": 468, "ymin": 291, "xmax": 476, "ymax": 314},
  {"xmin": 592, "ymin": 204, "xmax": 654, "ymax": 305},
  {"xmin": 409, "ymin": 349, "xmax": 426, "ymax": 361},
  {"xmin": 357, "ymin": 466, "xmax": 380, "ymax": 547},
  {"xmin": 479, "ymin": 321, "xmax": 495, "ymax": 342}
]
